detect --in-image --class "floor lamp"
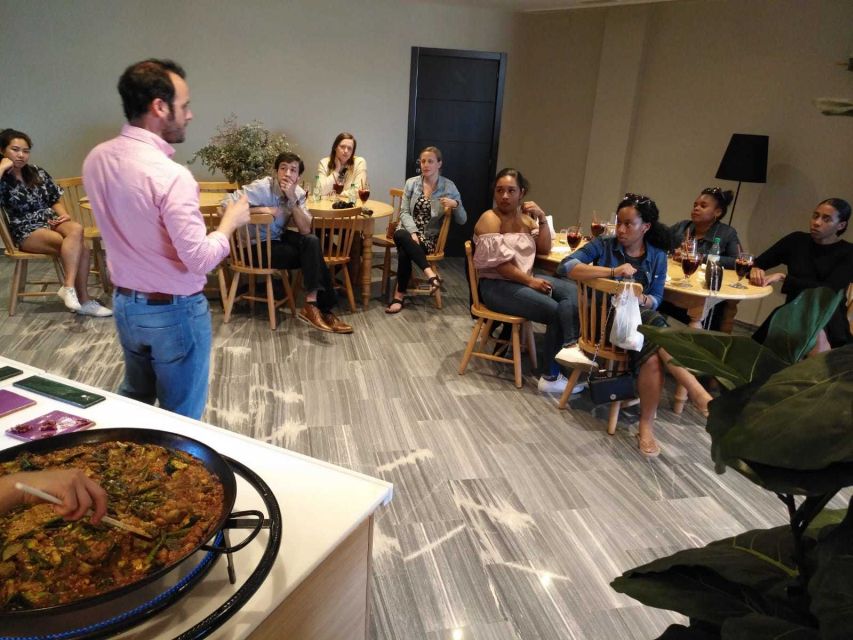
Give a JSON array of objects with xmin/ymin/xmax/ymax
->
[{"xmin": 715, "ymin": 134, "xmax": 768, "ymax": 226}]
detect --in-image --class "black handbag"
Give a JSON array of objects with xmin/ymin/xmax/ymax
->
[
  {"xmin": 585, "ymin": 282, "xmax": 637, "ymax": 405},
  {"xmin": 588, "ymin": 370, "xmax": 635, "ymax": 404}
]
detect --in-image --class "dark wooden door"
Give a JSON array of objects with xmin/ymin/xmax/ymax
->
[{"xmin": 406, "ymin": 47, "xmax": 506, "ymax": 256}]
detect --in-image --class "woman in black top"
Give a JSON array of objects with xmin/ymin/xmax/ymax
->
[{"xmin": 750, "ymin": 198, "xmax": 852, "ymax": 350}]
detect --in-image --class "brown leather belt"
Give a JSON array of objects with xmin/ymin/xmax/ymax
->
[{"xmin": 116, "ymin": 287, "xmax": 202, "ymax": 305}]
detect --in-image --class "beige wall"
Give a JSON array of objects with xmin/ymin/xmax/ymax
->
[{"xmin": 0, "ymin": 0, "xmax": 516, "ymax": 202}]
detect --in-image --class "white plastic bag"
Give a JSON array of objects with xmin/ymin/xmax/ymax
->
[{"xmin": 610, "ymin": 283, "xmax": 644, "ymax": 351}]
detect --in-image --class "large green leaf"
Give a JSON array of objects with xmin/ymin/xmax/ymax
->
[
  {"xmin": 808, "ymin": 500, "xmax": 853, "ymax": 639},
  {"xmin": 706, "ymin": 382, "xmax": 763, "ymax": 472},
  {"xmin": 658, "ymin": 623, "xmax": 721, "ymax": 639},
  {"xmin": 764, "ymin": 288, "xmax": 845, "ymax": 365},
  {"xmin": 612, "ymin": 526, "xmax": 809, "ymax": 626},
  {"xmin": 638, "ymin": 327, "xmax": 787, "ymax": 390},
  {"xmin": 720, "ymin": 613, "xmax": 819, "ymax": 639},
  {"xmin": 715, "ymin": 346, "xmax": 853, "ymax": 471},
  {"xmin": 727, "ymin": 459, "xmax": 853, "ymax": 496}
]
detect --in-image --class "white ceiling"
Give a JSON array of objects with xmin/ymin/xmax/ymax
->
[{"xmin": 418, "ymin": 0, "xmax": 681, "ymax": 12}]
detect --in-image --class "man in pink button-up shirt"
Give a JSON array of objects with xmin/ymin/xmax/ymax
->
[{"xmin": 83, "ymin": 59, "xmax": 249, "ymax": 419}]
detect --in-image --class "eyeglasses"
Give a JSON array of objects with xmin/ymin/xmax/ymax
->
[{"xmin": 623, "ymin": 192, "xmax": 652, "ymax": 206}]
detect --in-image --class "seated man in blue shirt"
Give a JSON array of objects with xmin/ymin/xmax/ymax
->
[{"xmin": 225, "ymin": 152, "xmax": 352, "ymax": 334}]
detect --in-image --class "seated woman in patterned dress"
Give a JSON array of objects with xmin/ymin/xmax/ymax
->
[
  {"xmin": 0, "ymin": 129, "xmax": 110, "ymax": 316},
  {"xmin": 386, "ymin": 146, "xmax": 466, "ymax": 313}
]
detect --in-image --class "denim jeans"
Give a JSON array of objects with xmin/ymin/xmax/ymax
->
[
  {"xmin": 112, "ymin": 291, "xmax": 212, "ymax": 420},
  {"xmin": 479, "ymin": 276, "xmax": 579, "ymax": 374}
]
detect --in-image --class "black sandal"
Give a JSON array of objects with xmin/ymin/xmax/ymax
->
[
  {"xmin": 385, "ymin": 299, "xmax": 404, "ymax": 314},
  {"xmin": 428, "ymin": 276, "xmax": 443, "ymax": 296}
]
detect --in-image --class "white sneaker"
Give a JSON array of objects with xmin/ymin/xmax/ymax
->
[
  {"xmin": 555, "ymin": 344, "xmax": 594, "ymax": 368},
  {"xmin": 77, "ymin": 300, "xmax": 113, "ymax": 317},
  {"xmin": 57, "ymin": 286, "xmax": 81, "ymax": 312},
  {"xmin": 538, "ymin": 374, "xmax": 585, "ymax": 395}
]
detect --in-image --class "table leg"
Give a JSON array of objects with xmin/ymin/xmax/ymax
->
[
  {"xmin": 361, "ymin": 219, "xmax": 374, "ymax": 309},
  {"xmin": 719, "ymin": 300, "xmax": 739, "ymax": 334},
  {"xmin": 685, "ymin": 305, "xmax": 704, "ymax": 329}
]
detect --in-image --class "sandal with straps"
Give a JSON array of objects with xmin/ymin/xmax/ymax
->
[
  {"xmin": 428, "ymin": 276, "xmax": 443, "ymax": 296},
  {"xmin": 385, "ymin": 299, "xmax": 405, "ymax": 314},
  {"xmin": 636, "ymin": 434, "xmax": 661, "ymax": 458}
]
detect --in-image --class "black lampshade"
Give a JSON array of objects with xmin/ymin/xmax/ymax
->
[{"xmin": 715, "ymin": 134, "xmax": 768, "ymax": 183}]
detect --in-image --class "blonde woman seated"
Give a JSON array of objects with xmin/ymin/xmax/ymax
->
[
  {"xmin": 0, "ymin": 129, "xmax": 111, "ymax": 316},
  {"xmin": 558, "ymin": 193, "xmax": 712, "ymax": 458},
  {"xmin": 315, "ymin": 132, "xmax": 367, "ymax": 196},
  {"xmin": 473, "ymin": 168, "xmax": 579, "ymax": 393}
]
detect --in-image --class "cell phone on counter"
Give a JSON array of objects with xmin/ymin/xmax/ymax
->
[
  {"xmin": 13, "ymin": 376, "xmax": 106, "ymax": 409},
  {"xmin": 0, "ymin": 390, "xmax": 36, "ymax": 418},
  {"xmin": 0, "ymin": 366, "xmax": 23, "ymax": 382}
]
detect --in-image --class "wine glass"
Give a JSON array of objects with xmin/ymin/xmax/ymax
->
[
  {"xmin": 590, "ymin": 212, "xmax": 605, "ymax": 238},
  {"xmin": 332, "ymin": 179, "xmax": 344, "ymax": 199},
  {"xmin": 680, "ymin": 249, "xmax": 702, "ymax": 288},
  {"xmin": 558, "ymin": 227, "xmax": 569, "ymax": 246},
  {"xmin": 358, "ymin": 181, "xmax": 371, "ymax": 206},
  {"xmin": 731, "ymin": 252, "xmax": 753, "ymax": 288},
  {"xmin": 566, "ymin": 225, "xmax": 582, "ymax": 249}
]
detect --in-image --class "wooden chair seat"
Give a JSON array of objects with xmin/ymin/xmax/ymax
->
[
  {"xmin": 372, "ymin": 188, "xmax": 403, "ymax": 300},
  {"xmin": 315, "ymin": 207, "xmax": 362, "ymax": 313},
  {"xmin": 458, "ymin": 241, "xmax": 537, "ymax": 388},
  {"xmin": 557, "ymin": 278, "xmax": 642, "ymax": 435},
  {"xmin": 0, "ymin": 207, "xmax": 65, "ymax": 316},
  {"xmin": 223, "ymin": 212, "xmax": 296, "ymax": 330}
]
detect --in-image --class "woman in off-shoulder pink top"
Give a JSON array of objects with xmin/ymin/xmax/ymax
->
[{"xmin": 473, "ymin": 168, "xmax": 581, "ymax": 395}]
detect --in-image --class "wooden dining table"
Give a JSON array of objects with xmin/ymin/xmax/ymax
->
[{"xmin": 535, "ymin": 246, "xmax": 773, "ymax": 333}]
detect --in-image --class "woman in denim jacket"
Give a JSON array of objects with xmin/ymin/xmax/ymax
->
[
  {"xmin": 558, "ymin": 194, "xmax": 711, "ymax": 458},
  {"xmin": 386, "ymin": 146, "xmax": 466, "ymax": 313}
]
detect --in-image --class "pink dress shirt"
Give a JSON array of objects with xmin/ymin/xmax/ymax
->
[
  {"xmin": 473, "ymin": 231, "xmax": 538, "ymax": 280},
  {"xmin": 82, "ymin": 124, "xmax": 229, "ymax": 295}
]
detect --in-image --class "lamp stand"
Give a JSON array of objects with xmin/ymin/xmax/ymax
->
[{"xmin": 728, "ymin": 181, "xmax": 742, "ymax": 226}]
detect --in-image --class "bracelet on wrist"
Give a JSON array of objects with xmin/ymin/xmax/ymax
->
[{"xmin": 610, "ymin": 267, "xmax": 615, "ymax": 278}]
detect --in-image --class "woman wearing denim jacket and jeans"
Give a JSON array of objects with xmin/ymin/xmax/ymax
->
[
  {"xmin": 386, "ymin": 146, "xmax": 466, "ymax": 313},
  {"xmin": 558, "ymin": 194, "xmax": 711, "ymax": 458}
]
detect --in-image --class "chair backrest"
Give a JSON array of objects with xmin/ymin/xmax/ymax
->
[
  {"xmin": 314, "ymin": 208, "xmax": 362, "ymax": 265},
  {"xmin": 197, "ymin": 181, "xmax": 239, "ymax": 193},
  {"xmin": 385, "ymin": 188, "xmax": 404, "ymax": 239},
  {"xmin": 0, "ymin": 206, "xmax": 19, "ymax": 252},
  {"xmin": 576, "ymin": 278, "xmax": 643, "ymax": 365},
  {"xmin": 54, "ymin": 177, "xmax": 90, "ymax": 226},
  {"xmin": 229, "ymin": 212, "xmax": 278, "ymax": 273},
  {"xmin": 464, "ymin": 240, "xmax": 483, "ymax": 310},
  {"xmin": 428, "ymin": 206, "xmax": 453, "ymax": 259}
]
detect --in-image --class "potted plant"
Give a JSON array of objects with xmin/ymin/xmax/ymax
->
[
  {"xmin": 611, "ymin": 287, "xmax": 853, "ymax": 639},
  {"xmin": 189, "ymin": 114, "xmax": 291, "ymax": 186}
]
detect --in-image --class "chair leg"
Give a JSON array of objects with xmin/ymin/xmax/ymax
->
[
  {"xmin": 217, "ymin": 267, "xmax": 229, "ymax": 311},
  {"xmin": 9, "ymin": 261, "xmax": 25, "ymax": 316},
  {"xmin": 512, "ymin": 324, "xmax": 522, "ymax": 388},
  {"xmin": 432, "ymin": 264, "xmax": 442, "ymax": 310},
  {"xmin": 524, "ymin": 321, "xmax": 537, "ymax": 370},
  {"xmin": 558, "ymin": 368, "xmax": 583, "ymax": 410},
  {"xmin": 265, "ymin": 274, "xmax": 277, "ymax": 330},
  {"xmin": 459, "ymin": 318, "xmax": 485, "ymax": 375},
  {"xmin": 281, "ymin": 269, "xmax": 297, "ymax": 318},
  {"xmin": 478, "ymin": 319, "xmax": 494, "ymax": 354},
  {"xmin": 342, "ymin": 265, "xmax": 357, "ymax": 312},
  {"xmin": 607, "ymin": 401, "xmax": 622, "ymax": 435},
  {"xmin": 223, "ymin": 272, "xmax": 241, "ymax": 323},
  {"xmin": 52, "ymin": 258, "xmax": 65, "ymax": 289}
]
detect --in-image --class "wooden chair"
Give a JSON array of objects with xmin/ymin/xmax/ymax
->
[
  {"xmin": 196, "ymin": 181, "xmax": 239, "ymax": 193},
  {"xmin": 222, "ymin": 213, "xmax": 296, "ymax": 330},
  {"xmin": 202, "ymin": 207, "xmax": 230, "ymax": 308},
  {"xmin": 458, "ymin": 241, "xmax": 537, "ymax": 388},
  {"xmin": 55, "ymin": 177, "xmax": 110, "ymax": 293},
  {"xmin": 372, "ymin": 188, "xmax": 403, "ymax": 299},
  {"xmin": 0, "ymin": 206, "xmax": 65, "ymax": 316},
  {"xmin": 407, "ymin": 206, "xmax": 453, "ymax": 309},
  {"xmin": 557, "ymin": 278, "xmax": 643, "ymax": 435},
  {"xmin": 314, "ymin": 207, "xmax": 362, "ymax": 312}
]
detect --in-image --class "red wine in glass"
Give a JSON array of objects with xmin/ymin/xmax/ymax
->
[
  {"xmin": 567, "ymin": 232, "xmax": 582, "ymax": 248},
  {"xmin": 358, "ymin": 188, "xmax": 370, "ymax": 204},
  {"xmin": 735, "ymin": 259, "xmax": 751, "ymax": 280},
  {"xmin": 332, "ymin": 182, "xmax": 344, "ymax": 196},
  {"xmin": 591, "ymin": 222, "xmax": 605, "ymax": 238},
  {"xmin": 681, "ymin": 254, "xmax": 701, "ymax": 278}
]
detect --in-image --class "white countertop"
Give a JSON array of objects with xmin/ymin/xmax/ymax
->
[{"xmin": 0, "ymin": 355, "xmax": 393, "ymax": 639}]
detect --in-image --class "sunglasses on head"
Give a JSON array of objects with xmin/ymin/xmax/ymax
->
[{"xmin": 623, "ymin": 192, "xmax": 652, "ymax": 206}]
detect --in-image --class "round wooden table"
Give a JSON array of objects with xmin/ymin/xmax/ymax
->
[{"xmin": 306, "ymin": 198, "xmax": 393, "ymax": 309}]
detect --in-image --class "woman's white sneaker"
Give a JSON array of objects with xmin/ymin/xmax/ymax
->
[
  {"xmin": 77, "ymin": 300, "xmax": 113, "ymax": 317},
  {"xmin": 57, "ymin": 286, "xmax": 81, "ymax": 311}
]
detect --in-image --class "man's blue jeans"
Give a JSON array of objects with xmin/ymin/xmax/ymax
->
[
  {"xmin": 112, "ymin": 291, "xmax": 212, "ymax": 420},
  {"xmin": 479, "ymin": 276, "xmax": 579, "ymax": 375}
]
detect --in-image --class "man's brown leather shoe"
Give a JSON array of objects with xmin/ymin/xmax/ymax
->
[
  {"xmin": 322, "ymin": 311, "xmax": 353, "ymax": 334},
  {"xmin": 298, "ymin": 303, "xmax": 333, "ymax": 333}
]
